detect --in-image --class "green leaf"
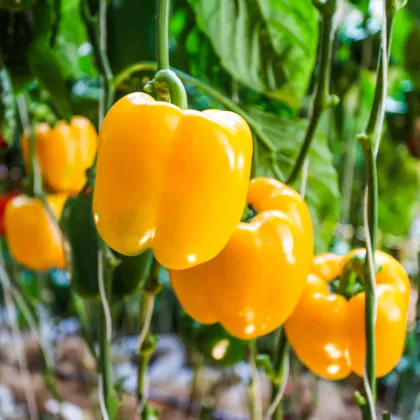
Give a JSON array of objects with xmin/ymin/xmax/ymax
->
[
  {"xmin": 0, "ymin": 63, "xmax": 16, "ymax": 146},
  {"xmin": 404, "ymin": 26, "xmax": 420, "ymax": 87},
  {"xmin": 391, "ymin": 9, "xmax": 415, "ymax": 65},
  {"xmin": 60, "ymin": 0, "xmax": 87, "ymax": 48},
  {"xmin": 28, "ymin": 38, "xmax": 72, "ymax": 119},
  {"xmin": 250, "ymin": 109, "xmax": 340, "ymax": 252},
  {"xmin": 56, "ymin": 0, "xmax": 95, "ymax": 77},
  {"xmin": 189, "ymin": 0, "xmax": 319, "ymax": 108}
]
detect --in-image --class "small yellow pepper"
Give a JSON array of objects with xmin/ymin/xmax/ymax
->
[
  {"xmin": 5, "ymin": 195, "xmax": 66, "ymax": 271},
  {"xmin": 285, "ymin": 250, "xmax": 410, "ymax": 379},
  {"xmin": 21, "ymin": 116, "xmax": 97, "ymax": 194}
]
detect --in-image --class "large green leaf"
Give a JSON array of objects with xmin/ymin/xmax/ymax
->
[
  {"xmin": 391, "ymin": 8, "xmax": 415, "ymax": 65},
  {"xmin": 52, "ymin": 0, "xmax": 95, "ymax": 78},
  {"xmin": 27, "ymin": 0, "xmax": 92, "ymax": 118},
  {"xmin": 250, "ymin": 109, "xmax": 340, "ymax": 252},
  {"xmin": 28, "ymin": 38, "xmax": 72, "ymax": 119},
  {"xmin": 189, "ymin": 0, "xmax": 319, "ymax": 108}
]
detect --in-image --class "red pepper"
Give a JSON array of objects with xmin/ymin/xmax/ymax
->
[{"xmin": 0, "ymin": 192, "xmax": 20, "ymax": 235}]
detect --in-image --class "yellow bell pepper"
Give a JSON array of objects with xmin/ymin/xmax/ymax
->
[
  {"xmin": 5, "ymin": 195, "xmax": 66, "ymax": 271},
  {"xmin": 21, "ymin": 116, "xmax": 97, "ymax": 194},
  {"xmin": 93, "ymin": 92, "xmax": 253, "ymax": 270}
]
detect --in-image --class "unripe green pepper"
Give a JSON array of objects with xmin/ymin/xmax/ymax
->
[
  {"xmin": 180, "ymin": 315, "xmax": 245, "ymax": 367},
  {"xmin": 195, "ymin": 323, "xmax": 245, "ymax": 366},
  {"xmin": 60, "ymin": 187, "xmax": 152, "ymax": 301}
]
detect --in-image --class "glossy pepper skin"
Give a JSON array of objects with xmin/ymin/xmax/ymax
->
[
  {"xmin": 21, "ymin": 116, "xmax": 97, "ymax": 194},
  {"xmin": 4, "ymin": 195, "xmax": 66, "ymax": 271},
  {"xmin": 285, "ymin": 250, "xmax": 410, "ymax": 380},
  {"xmin": 170, "ymin": 177, "xmax": 313, "ymax": 339},
  {"xmin": 61, "ymin": 187, "xmax": 153, "ymax": 300},
  {"xmin": 93, "ymin": 92, "xmax": 253, "ymax": 270}
]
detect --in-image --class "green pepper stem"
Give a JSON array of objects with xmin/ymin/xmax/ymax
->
[
  {"xmin": 157, "ymin": 0, "xmax": 170, "ymax": 71},
  {"xmin": 114, "ymin": 62, "xmax": 277, "ymax": 152},
  {"xmin": 355, "ymin": 1, "xmax": 400, "ymax": 417},
  {"xmin": 81, "ymin": 0, "xmax": 117, "ymax": 416},
  {"xmin": 97, "ymin": 240, "xmax": 117, "ymax": 419},
  {"xmin": 267, "ymin": 329, "xmax": 290, "ymax": 420},
  {"xmin": 248, "ymin": 339, "xmax": 263, "ymax": 420},
  {"xmin": 358, "ymin": 138, "xmax": 378, "ymax": 405},
  {"xmin": 382, "ymin": 412, "xmax": 391, "ymax": 420},
  {"xmin": 187, "ymin": 353, "xmax": 204, "ymax": 414},
  {"xmin": 286, "ymin": 0, "xmax": 338, "ymax": 185},
  {"xmin": 148, "ymin": 0, "xmax": 189, "ymax": 110},
  {"xmin": 81, "ymin": 0, "xmax": 114, "ymax": 117},
  {"xmin": 71, "ymin": 292, "xmax": 97, "ymax": 362},
  {"xmin": 151, "ymin": 69, "xmax": 188, "ymax": 110},
  {"xmin": 136, "ymin": 258, "xmax": 161, "ymax": 419}
]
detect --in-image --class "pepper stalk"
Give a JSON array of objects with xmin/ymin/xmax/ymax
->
[
  {"xmin": 354, "ymin": 0, "xmax": 404, "ymax": 418},
  {"xmin": 286, "ymin": 0, "xmax": 339, "ymax": 185},
  {"xmin": 81, "ymin": 0, "xmax": 117, "ymax": 417}
]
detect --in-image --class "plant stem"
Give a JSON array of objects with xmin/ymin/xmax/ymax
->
[
  {"xmin": 114, "ymin": 62, "xmax": 277, "ymax": 152},
  {"xmin": 355, "ymin": 1, "xmax": 401, "ymax": 417},
  {"xmin": 71, "ymin": 292, "xmax": 97, "ymax": 361},
  {"xmin": 248, "ymin": 340, "xmax": 263, "ymax": 420},
  {"xmin": 382, "ymin": 411, "xmax": 390, "ymax": 420},
  {"xmin": 81, "ymin": 0, "xmax": 114, "ymax": 114},
  {"xmin": 187, "ymin": 353, "xmax": 204, "ymax": 415},
  {"xmin": 11, "ymin": 283, "xmax": 61, "ymax": 403},
  {"xmin": 81, "ymin": 0, "xmax": 118, "ymax": 416},
  {"xmin": 358, "ymin": 138, "xmax": 378, "ymax": 403},
  {"xmin": 157, "ymin": 0, "xmax": 170, "ymax": 71},
  {"xmin": 267, "ymin": 329, "xmax": 290, "ymax": 420},
  {"xmin": 365, "ymin": 17, "xmax": 394, "ymax": 144},
  {"xmin": 286, "ymin": 0, "xmax": 338, "ymax": 185},
  {"xmin": 151, "ymin": 69, "xmax": 188, "ymax": 109},
  {"xmin": 136, "ymin": 258, "xmax": 160, "ymax": 419},
  {"xmin": 97, "ymin": 241, "xmax": 117, "ymax": 418}
]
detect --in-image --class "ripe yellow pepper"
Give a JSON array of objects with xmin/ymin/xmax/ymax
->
[
  {"xmin": 4, "ymin": 195, "xmax": 66, "ymax": 271},
  {"xmin": 285, "ymin": 250, "xmax": 410, "ymax": 380},
  {"xmin": 93, "ymin": 92, "xmax": 253, "ymax": 270},
  {"xmin": 21, "ymin": 116, "xmax": 97, "ymax": 194},
  {"xmin": 170, "ymin": 177, "xmax": 313, "ymax": 339}
]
